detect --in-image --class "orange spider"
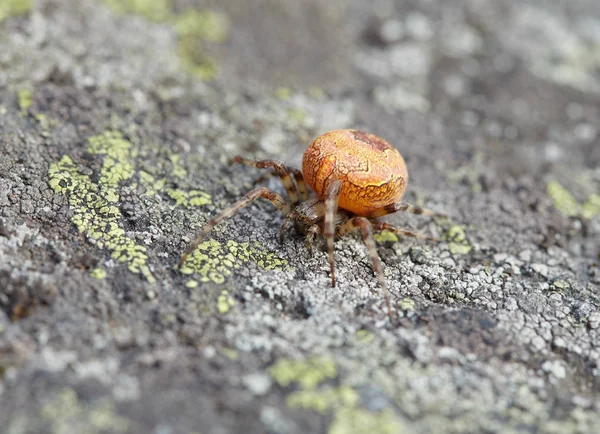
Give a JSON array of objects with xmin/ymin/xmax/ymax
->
[{"xmin": 179, "ymin": 130, "xmax": 443, "ymax": 316}]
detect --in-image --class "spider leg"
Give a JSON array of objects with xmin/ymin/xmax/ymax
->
[
  {"xmin": 179, "ymin": 187, "xmax": 291, "ymax": 268},
  {"xmin": 366, "ymin": 202, "xmax": 445, "ymax": 219},
  {"xmin": 338, "ymin": 216, "xmax": 391, "ymax": 318},
  {"xmin": 233, "ymin": 156, "xmax": 301, "ymax": 205},
  {"xmin": 305, "ymin": 224, "xmax": 321, "ymax": 256},
  {"xmin": 291, "ymin": 169, "xmax": 309, "ymax": 201},
  {"xmin": 324, "ymin": 180, "xmax": 342, "ymax": 287},
  {"xmin": 279, "ymin": 210, "xmax": 298, "ymax": 244},
  {"xmin": 371, "ymin": 221, "xmax": 439, "ymax": 242}
]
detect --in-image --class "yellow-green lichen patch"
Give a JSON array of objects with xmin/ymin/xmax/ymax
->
[
  {"xmin": 582, "ymin": 194, "xmax": 600, "ymax": 220},
  {"xmin": 185, "ymin": 279, "xmax": 199, "ymax": 288},
  {"xmin": 48, "ymin": 132, "xmax": 155, "ymax": 283},
  {"xmin": 329, "ymin": 407, "xmax": 402, "ymax": 434},
  {"xmin": 220, "ymin": 347, "xmax": 238, "ymax": 360},
  {"xmin": 177, "ymin": 36, "xmax": 218, "ymax": 80},
  {"xmin": 170, "ymin": 154, "xmax": 188, "ymax": 178},
  {"xmin": 138, "ymin": 170, "xmax": 166, "ymax": 197},
  {"xmin": 174, "ymin": 9, "xmax": 230, "ymax": 80},
  {"xmin": 275, "ymin": 87, "xmax": 293, "ymax": 100},
  {"xmin": 270, "ymin": 357, "xmax": 402, "ymax": 434},
  {"xmin": 547, "ymin": 181, "xmax": 600, "ymax": 219},
  {"xmin": 443, "ymin": 225, "xmax": 472, "ymax": 255},
  {"xmin": 90, "ymin": 268, "xmax": 107, "ymax": 279},
  {"xmin": 374, "ymin": 230, "xmax": 399, "ymax": 243},
  {"xmin": 217, "ymin": 289, "xmax": 235, "ymax": 314},
  {"xmin": 354, "ymin": 329, "xmax": 375, "ymax": 344},
  {"xmin": 398, "ymin": 297, "xmax": 415, "ymax": 311},
  {"xmin": 547, "ymin": 180, "xmax": 581, "ymax": 217},
  {"xmin": 173, "ymin": 9, "xmax": 230, "ymax": 43},
  {"xmin": 0, "ymin": 0, "xmax": 31, "ymax": 23},
  {"xmin": 17, "ymin": 88, "xmax": 32, "ymax": 112},
  {"xmin": 179, "ymin": 239, "xmax": 288, "ymax": 284},
  {"xmin": 40, "ymin": 388, "xmax": 129, "ymax": 434},
  {"xmin": 102, "ymin": 0, "xmax": 229, "ymax": 81},
  {"xmin": 288, "ymin": 386, "xmax": 359, "ymax": 414},
  {"xmin": 102, "ymin": 0, "xmax": 172, "ymax": 22},
  {"xmin": 269, "ymin": 357, "xmax": 337, "ymax": 390},
  {"xmin": 167, "ymin": 189, "xmax": 211, "ymax": 207}
]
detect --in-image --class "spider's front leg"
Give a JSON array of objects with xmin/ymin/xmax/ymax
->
[
  {"xmin": 178, "ymin": 187, "xmax": 290, "ymax": 268},
  {"xmin": 324, "ymin": 180, "xmax": 342, "ymax": 287},
  {"xmin": 366, "ymin": 202, "xmax": 445, "ymax": 219},
  {"xmin": 371, "ymin": 221, "xmax": 439, "ymax": 242},
  {"xmin": 232, "ymin": 157, "xmax": 309, "ymax": 204},
  {"xmin": 338, "ymin": 216, "xmax": 392, "ymax": 318}
]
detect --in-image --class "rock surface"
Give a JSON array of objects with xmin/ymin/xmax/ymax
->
[{"xmin": 1, "ymin": 0, "xmax": 600, "ymax": 433}]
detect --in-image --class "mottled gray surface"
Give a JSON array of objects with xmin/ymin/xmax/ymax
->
[{"xmin": 1, "ymin": 0, "xmax": 600, "ymax": 433}]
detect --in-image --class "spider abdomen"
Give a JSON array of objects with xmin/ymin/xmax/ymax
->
[{"xmin": 302, "ymin": 130, "xmax": 408, "ymax": 216}]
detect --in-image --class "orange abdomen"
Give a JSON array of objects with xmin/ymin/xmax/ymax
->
[{"xmin": 302, "ymin": 130, "xmax": 408, "ymax": 216}]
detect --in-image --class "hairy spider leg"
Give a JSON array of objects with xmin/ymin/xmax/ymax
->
[
  {"xmin": 337, "ymin": 216, "xmax": 392, "ymax": 318},
  {"xmin": 233, "ymin": 156, "xmax": 303, "ymax": 206},
  {"xmin": 366, "ymin": 202, "xmax": 445, "ymax": 219},
  {"xmin": 246, "ymin": 164, "xmax": 310, "ymax": 203},
  {"xmin": 324, "ymin": 180, "xmax": 342, "ymax": 287},
  {"xmin": 370, "ymin": 221, "xmax": 439, "ymax": 242},
  {"xmin": 291, "ymin": 169, "xmax": 309, "ymax": 201},
  {"xmin": 304, "ymin": 224, "xmax": 321, "ymax": 254},
  {"xmin": 279, "ymin": 210, "xmax": 298, "ymax": 244},
  {"xmin": 178, "ymin": 187, "xmax": 291, "ymax": 268}
]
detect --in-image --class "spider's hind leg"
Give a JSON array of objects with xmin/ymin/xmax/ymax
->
[{"xmin": 179, "ymin": 187, "xmax": 290, "ymax": 268}]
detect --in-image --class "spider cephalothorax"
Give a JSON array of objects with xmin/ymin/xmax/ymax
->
[{"xmin": 179, "ymin": 129, "xmax": 443, "ymax": 316}]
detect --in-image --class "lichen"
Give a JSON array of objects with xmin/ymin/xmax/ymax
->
[
  {"xmin": 173, "ymin": 8, "xmax": 230, "ymax": 80},
  {"xmin": 176, "ymin": 36, "xmax": 218, "ymax": 80},
  {"xmin": 179, "ymin": 239, "xmax": 288, "ymax": 284},
  {"xmin": 48, "ymin": 132, "xmax": 155, "ymax": 283},
  {"xmin": 398, "ymin": 297, "xmax": 415, "ymax": 310},
  {"xmin": 287, "ymin": 386, "xmax": 359, "ymax": 414},
  {"xmin": 444, "ymin": 225, "xmax": 472, "ymax": 255},
  {"xmin": 329, "ymin": 407, "xmax": 402, "ymax": 434},
  {"xmin": 582, "ymin": 194, "xmax": 600, "ymax": 220},
  {"xmin": 547, "ymin": 180, "xmax": 581, "ymax": 217},
  {"xmin": 90, "ymin": 268, "xmax": 107, "ymax": 279},
  {"xmin": 40, "ymin": 388, "xmax": 129, "ymax": 434},
  {"xmin": 0, "ymin": 0, "xmax": 31, "ymax": 24},
  {"xmin": 102, "ymin": 0, "xmax": 172, "ymax": 22},
  {"xmin": 17, "ymin": 88, "xmax": 32, "ymax": 112},
  {"xmin": 217, "ymin": 289, "xmax": 235, "ymax": 314},
  {"xmin": 547, "ymin": 180, "xmax": 600, "ymax": 219},
  {"xmin": 102, "ymin": 0, "xmax": 230, "ymax": 80},
  {"xmin": 269, "ymin": 357, "xmax": 402, "ymax": 434},
  {"xmin": 373, "ymin": 230, "xmax": 399, "ymax": 243},
  {"xmin": 166, "ymin": 188, "xmax": 211, "ymax": 207},
  {"xmin": 173, "ymin": 9, "xmax": 230, "ymax": 43},
  {"xmin": 269, "ymin": 357, "xmax": 337, "ymax": 390}
]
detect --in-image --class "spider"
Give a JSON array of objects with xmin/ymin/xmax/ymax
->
[{"xmin": 179, "ymin": 129, "xmax": 443, "ymax": 316}]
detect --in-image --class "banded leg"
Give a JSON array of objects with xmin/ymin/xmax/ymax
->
[
  {"xmin": 305, "ymin": 224, "xmax": 321, "ymax": 255},
  {"xmin": 249, "ymin": 166, "xmax": 309, "ymax": 201},
  {"xmin": 291, "ymin": 169, "xmax": 309, "ymax": 201},
  {"xmin": 279, "ymin": 210, "xmax": 298, "ymax": 244},
  {"xmin": 338, "ymin": 217, "xmax": 391, "ymax": 317},
  {"xmin": 366, "ymin": 202, "xmax": 445, "ymax": 219},
  {"xmin": 178, "ymin": 187, "xmax": 290, "ymax": 268},
  {"xmin": 233, "ymin": 156, "xmax": 301, "ymax": 205},
  {"xmin": 324, "ymin": 180, "xmax": 342, "ymax": 287},
  {"xmin": 371, "ymin": 222, "xmax": 439, "ymax": 242}
]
